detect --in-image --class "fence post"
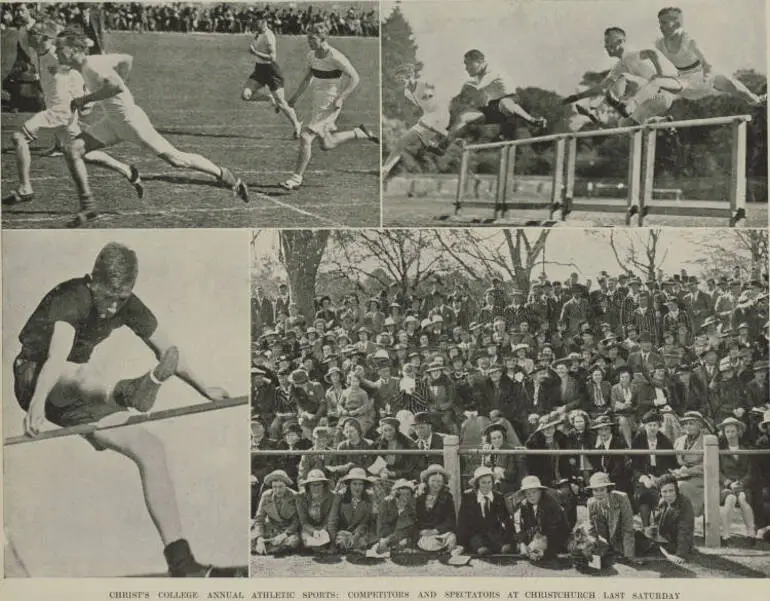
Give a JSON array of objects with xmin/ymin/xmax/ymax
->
[
  {"xmin": 443, "ymin": 435, "xmax": 462, "ymax": 515},
  {"xmin": 550, "ymin": 138, "xmax": 566, "ymax": 218},
  {"xmin": 496, "ymin": 146, "xmax": 510, "ymax": 218},
  {"xmin": 639, "ymin": 129, "xmax": 657, "ymax": 226},
  {"xmin": 728, "ymin": 119, "xmax": 748, "ymax": 226},
  {"xmin": 455, "ymin": 150, "xmax": 469, "ymax": 215},
  {"xmin": 703, "ymin": 434, "xmax": 721, "ymax": 548},
  {"xmin": 563, "ymin": 136, "xmax": 577, "ymax": 220},
  {"xmin": 625, "ymin": 130, "xmax": 643, "ymax": 226}
]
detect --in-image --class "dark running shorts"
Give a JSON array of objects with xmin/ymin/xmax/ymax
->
[
  {"xmin": 13, "ymin": 353, "xmax": 125, "ymax": 449},
  {"xmin": 481, "ymin": 94, "xmax": 520, "ymax": 124},
  {"xmin": 249, "ymin": 62, "xmax": 285, "ymax": 91}
]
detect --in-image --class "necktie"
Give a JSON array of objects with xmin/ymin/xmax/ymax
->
[
  {"xmin": 534, "ymin": 383, "xmax": 540, "ymax": 406},
  {"xmin": 595, "ymin": 384, "xmax": 604, "ymax": 405},
  {"xmin": 483, "ymin": 497, "xmax": 490, "ymax": 518}
]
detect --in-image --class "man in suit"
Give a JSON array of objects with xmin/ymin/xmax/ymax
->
[
  {"xmin": 627, "ymin": 332, "xmax": 662, "ymax": 377},
  {"xmin": 586, "ymin": 472, "xmax": 637, "ymax": 563},
  {"xmin": 74, "ymin": 3, "xmax": 106, "ymax": 54},
  {"xmin": 252, "ymin": 286, "xmax": 275, "ymax": 332},
  {"xmin": 683, "ymin": 277, "xmax": 712, "ymax": 330},
  {"xmin": 411, "ymin": 411, "xmax": 444, "ymax": 473},
  {"xmin": 274, "ymin": 283, "xmax": 291, "ymax": 320}
]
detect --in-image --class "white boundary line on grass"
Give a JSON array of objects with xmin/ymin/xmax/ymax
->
[{"xmin": 2, "ymin": 198, "xmax": 350, "ymax": 227}]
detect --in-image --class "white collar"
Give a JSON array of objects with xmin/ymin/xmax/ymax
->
[
  {"xmin": 596, "ymin": 435, "xmax": 612, "ymax": 448},
  {"xmin": 477, "ymin": 491, "xmax": 494, "ymax": 503}
]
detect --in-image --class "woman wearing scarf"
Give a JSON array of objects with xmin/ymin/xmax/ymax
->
[
  {"xmin": 295, "ymin": 469, "xmax": 340, "ymax": 553},
  {"xmin": 516, "ymin": 476, "xmax": 571, "ymax": 561},
  {"xmin": 456, "ymin": 466, "xmax": 515, "ymax": 555},
  {"xmin": 415, "ymin": 464, "xmax": 458, "ymax": 553},
  {"xmin": 717, "ymin": 417, "xmax": 758, "ymax": 543},
  {"xmin": 373, "ymin": 479, "xmax": 419, "ymax": 554},
  {"xmin": 372, "ymin": 416, "xmax": 418, "ymax": 482},
  {"xmin": 333, "ymin": 467, "xmax": 376, "ymax": 553},
  {"xmin": 610, "ymin": 366, "xmax": 638, "ymax": 447},
  {"xmin": 481, "ymin": 422, "xmax": 526, "ymax": 495},
  {"xmin": 252, "ymin": 470, "xmax": 301, "ymax": 556},
  {"xmin": 631, "ymin": 409, "xmax": 676, "ymax": 529},
  {"xmin": 673, "ymin": 411, "xmax": 709, "ymax": 517}
]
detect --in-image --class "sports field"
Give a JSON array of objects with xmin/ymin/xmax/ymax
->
[{"xmin": 1, "ymin": 32, "xmax": 381, "ymax": 229}]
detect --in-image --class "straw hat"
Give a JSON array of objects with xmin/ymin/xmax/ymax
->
[
  {"xmin": 470, "ymin": 466, "xmax": 496, "ymax": 488},
  {"xmin": 420, "ymin": 464, "xmax": 449, "ymax": 484},
  {"xmin": 680, "ymin": 411, "xmax": 708, "ymax": 428},
  {"xmin": 519, "ymin": 475, "xmax": 547, "ymax": 492},
  {"xmin": 324, "ymin": 366, "xmax": 342, "ymax": 383},
  {"xmin": 586, "ymin": 472, "xmax": 614, "ymax": 490},
  {"xmin": 590, "ymin": 414, "xmax": 614, "ymax": 431},
  {"xmin": 535, "ymin": 411, "xmax": 566, "ymax": 434},
  {"xmin": 264, "ymin": 470, "xmax": 293, "ymax": 488},
  {"xmin": 391, "ymin": 479, "xmax": 416, "ymax": 493},
  {"xmin": 379, "ymin": 416, "xmax": 401, "ymax": 431},
  {"xmin": 716, "ymin": 417, "xmax": 747, "ymax": 436},
  {"xmin": 301, "ymin": 469, "xmax": 330, "ymax": 486},
  {"xmin": 340, "ymin": 467, "xmax": 374, "ymax": 484}
]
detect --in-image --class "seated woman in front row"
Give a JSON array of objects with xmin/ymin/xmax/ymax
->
[
  {"xmin": 516, "ymin": 475, "xmax": 571, "ymax": 562},
  {"xmin": 333, "ymin": 467, "xmax": 377, "ymax": 553},
  {"xmin": 373, "ymin": 479, "xmax": 419, "ymax": 554},
  {"xmin": 456, "ymin": 466, "xmax": 515, "ymax": 555},
  {"xmin": 415, "ymin": 464, "xmax": 458, "ymax": 553},
  {"xmin": 252, "ymin": 469, "xmax": 301, "ymax": 555},
  {"xmin": 295, "ymin": 469, "xmax": 340, "ymax": 553},
  {"xmin": 647, "ymin": 474, "xmax": 695, "ymax": 565}
]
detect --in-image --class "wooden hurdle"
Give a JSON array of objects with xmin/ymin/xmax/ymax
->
[{"xmin": 450, "ymin": 115, "xmax": 752, "ymax": 226}]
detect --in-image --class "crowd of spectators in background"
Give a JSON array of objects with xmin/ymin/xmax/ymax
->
[{"xmin": 1, "ymin": 3, "xmax": 379, "ymax": 36}]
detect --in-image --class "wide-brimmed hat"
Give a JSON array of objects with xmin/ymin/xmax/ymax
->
[
  {"xmin": 641, "ymin": 409, "xmax": 662, "ymax": 424},
  {"xmin": 413, "ymin": 412, "xmax": 434, "ymax": 426},
  {"xmin": 717, "ymin": 417, "xmax": 747, "ymax": 436},
  {"xmin": 420, "ymin": 464, "xmax": 449, "ymax": 483},
  {"xmin": 680, "ymin": 411, "xmax": 708, "ymax": 428},
  {"xmin": 519, "ymin": 475, "xmax": 547, "ymax": 492},
  {"xmin": 301, "ymin": 469, "xmax": 330, "ymax": 486},
  {"xmin": 536, "ymin": 411, "xmax": 567, "ymax": 433},
  {"xmin": 379, "ymin": 416, "xmax": 401, "ymax": 430},
  {"xmin": 340, "ymin": 467, "xmax": 374, "ymax": 484},
  {"xmin": 391, "ymin": 479, "xmax": 416, "ymax": 493},
  {"xmin": 470, "ymin": 466, "xmax": 496, "ymax": 488},
  {"xmin": 289, "ymin": 369, "xmax": 309, "ymax": 385},
  {"xmin": 324, "ymin": 366, "xmax": 342, "ymax": 383},
  {"xmin": 372, "ymin": 349, "xmax": 391, "ymax": 363},
  {"xmin": 586, "ymin": 472, "xmax": 614, "ymax": 490},
  {"xmin": 512, "ymin": 343, "xmax": 530, "ymax": 354},
  {"xmin": 264, "ymin": 469, "xmax": 293, "ymax": 487},
  {"xmin": 590, "ymin": 415, "xmax": 614, "ymax": 430}
]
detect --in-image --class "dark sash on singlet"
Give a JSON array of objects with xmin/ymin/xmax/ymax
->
[
  {"xmin": 677, "ymin": 60, "xmax": 701, "ymax": 73},
  {"xmin": 311, "ymin": 68, "xmax": 343, "ymax": 79}
]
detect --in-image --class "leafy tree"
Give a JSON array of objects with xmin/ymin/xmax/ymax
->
[
  {"xmin": 381, "ymin": 6, "xmax": 423, "ymax": 122},
  {"xmin": 278, "ymin": 231, "xmax": 330, "ymax": 321}
]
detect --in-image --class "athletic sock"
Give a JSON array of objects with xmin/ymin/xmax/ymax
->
[
  {"xmin": 164, "ymin": 539, "xmax": 207, "ymax": 577},
  {"xmin": 80, "ymin": 195, "xmax": 96, "ymax": 213}
]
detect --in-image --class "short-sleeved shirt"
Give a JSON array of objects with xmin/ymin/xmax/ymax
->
[{"xmin": 18, "ymin": 276, "xmax": 158, "ymax": 364}]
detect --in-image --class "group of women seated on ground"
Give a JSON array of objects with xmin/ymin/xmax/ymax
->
[{"xmin": 251, "ymin": 407, "xmax": 770, "ymax": 565}]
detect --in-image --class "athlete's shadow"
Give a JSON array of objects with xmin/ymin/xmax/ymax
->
[
  {"xmin": 156, "ymin": 128, "xmax": 269, "ymax": 141},
  {"xmin": 142, "ymin": 173, "xmax": 228, "ymax": 188}
]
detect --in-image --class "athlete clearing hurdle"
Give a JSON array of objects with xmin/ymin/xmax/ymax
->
[
  {"xmin": 13, "ymin": 242, "xmax": 237, "ymax": 577},
  {"xmin": 440, "ymin": 49, "xmax": 547, "ymax": 151},
  {"xmin": 562, "ymin": 28, "xmax": 676, "ymax": 127}
]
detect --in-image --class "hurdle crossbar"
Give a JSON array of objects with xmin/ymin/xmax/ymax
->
[
  {"xmin": 4, "ymin": 395, "xmax": 248, "ymax": 446},
  {"xmin": 456, "ymin": 115, "xmax": 752, "ymax": 226}
]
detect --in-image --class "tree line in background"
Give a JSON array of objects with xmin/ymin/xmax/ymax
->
[
  {"xmin": 251, "ymin": 229, "xmax": 769, "ymax": 323},
  {"xmin": 381, "ymin": 7, "xmax": 768, "ymax": 202}
]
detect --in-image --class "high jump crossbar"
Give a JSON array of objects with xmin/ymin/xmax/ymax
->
[
  {"xmin": 252, "ymin": 436, "xmax": 770, "ymax": 549},
  {"xmin": 455, "ymin": 114, "xmax": 751, "ymax": 226},
  {"xmin": 4, "ymin": 395, "xmax": 248, "ymax": 447}
]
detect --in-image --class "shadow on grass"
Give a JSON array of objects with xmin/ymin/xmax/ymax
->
[{"xmin": 156, "ymin": 128, "xmax": 272, "ymax": 141}]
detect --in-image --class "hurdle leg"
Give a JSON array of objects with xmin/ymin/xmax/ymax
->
[
  {"xmin": 455, "ymin": 149, "xmax": 470, "ymax": 216},
  {"xmin": 549, "ymin": 138, "xmax": 566, "ymax": 220},
  {"xmin": 496, "ymin": 146, "xmax": 510, "ymax": 219},
  {"xmin": 639, "ymin": 129, "xmax": 657, "ymax": 226},
  {"xmin": 728, "ymin": 119, "xmax": 748, "ymax": 227},
  {"xmin": 563, "ymin": 136, "xmax": 577, "ymax": 220},
  {"xmin": 625, "ymin": 130, "xmax": 643, "ymax": 226}
]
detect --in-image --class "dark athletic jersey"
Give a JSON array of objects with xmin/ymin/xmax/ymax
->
[{"xmin": 18, "ymin": 276, "xmax": 158, "ymax": 364}]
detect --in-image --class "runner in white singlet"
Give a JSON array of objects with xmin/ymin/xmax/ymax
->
[
  {"xmin": 3, "ymin": 21, "xmax": 141, "ymax": 207},
  {"xmin": 648, "ymin": 7, "xmax": 765, "ymax": 106},
  {"xmin": 280, "ymin": 23, "xmax": 378, "ymax": 191},
  {"xmin": 54, "ymin": 32, "xmax": 248, "ymax": 227},
  {"xmin": 442, "ymin": 49, "xmax": 547, "ymax": 149},
  {"xmin": 563, "ymin": 28, "xmax": 676, "ymax": 126}
]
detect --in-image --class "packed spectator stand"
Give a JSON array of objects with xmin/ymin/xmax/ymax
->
[
  {"xmin": 0, "ymin": 3, "xmax": 379, "ymax": 36},
  {"xmin": 250, "ymin": 269, "xmax": 770, "ymax": 562}
]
